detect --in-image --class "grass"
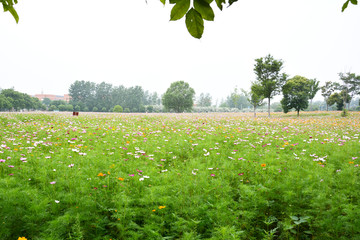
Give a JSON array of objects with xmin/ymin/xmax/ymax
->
[{"xmin": 0, "ymin": 111, "xmax": 360, "ymax": 239}]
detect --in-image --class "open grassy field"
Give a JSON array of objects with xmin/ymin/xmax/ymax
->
[{"xmin": 1, "ymin": 111, "xmax": 360, "ymax": 240}]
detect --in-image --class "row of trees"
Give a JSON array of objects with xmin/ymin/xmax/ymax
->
[
  {"xmin": 0, "ymin": 89, "xmax": 44, "ymax": 111},
  {"xmin": 68, "ymin": 80, "xmax": 160, "ymax": 112},
  {"xmin": 244, "ymin": 54, "xmax": 360, "ymax": 117}
]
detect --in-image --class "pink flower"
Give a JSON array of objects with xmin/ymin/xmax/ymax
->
[
  {"xmin": 8, "ymin": 165, "xmax": 14, "ymax": 168},
  {"xmin": 50, "ymin": 181, "xmax": 56, "ymax": 184},
  {"xmin": 210, "ymin": 174, "xmax": 215, "ymax": 177},
  {"xmin": 0, "ymin": 159, "xmax": 5, "ymax": 163},
  {"xmin": 129, "ymin": 174, "xmax": 134, "ymax": 177},
  {"xmin": 238, "ymin": 173, "xmax": 244, "ymax": 176}
]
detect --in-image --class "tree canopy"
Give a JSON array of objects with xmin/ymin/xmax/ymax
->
[
  {"xmin": 253, "ymin": 54, "xmax": 287, "ymax": 117},
  {"xmin": 162, "ymin": 80, "xmax": 195, "ymax": 113},
  {"xmin": 281, "ymin": 75, "xmax": 311, "ymax": 117},
  {"xmin": 2, "ymin": 0, "xmax": 357, "ymax": 38}
]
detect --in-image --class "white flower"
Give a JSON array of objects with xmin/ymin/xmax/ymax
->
[
  {"xmin": 53, "ymin": 169, "xmax": 56, "ymax": 171},
  {"xmin": 143, "ymin": 176, "xmax": 150, "ymax": 178},
  {"xmin": 161, "ymin": 169, "xmax": 168, "ymax": 173},
  {"xmin": 139, "ymin": 178, "xmax": 144, "ymax": 181},
  {"xmin": 55, "ymin": 200, "xmax": 60, "ymax": 203}
]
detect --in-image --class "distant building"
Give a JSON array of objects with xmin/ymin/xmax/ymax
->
[{"xmin": 34, "ymin": 94, "xmax": 71, "ymax": 103}]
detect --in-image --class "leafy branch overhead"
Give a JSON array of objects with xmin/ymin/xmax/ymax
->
[
  {"xmin": 165, "ymin": 0, "xmax": 238, "ymax": 38},
  {"xmin": 1, "ymin": 0, "xmax": 358, "ymax": 38},
  {"xmin": 1, "ymin": 0, "xmax": 19, "ymax": 23}
]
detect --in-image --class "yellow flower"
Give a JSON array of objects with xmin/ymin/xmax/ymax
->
[
  {"xmin": 158, "ymin": 206, "xmax": 166, "ymax": 209},
  {"xmin": 18, "ymin": 237, "xmax": 27, "ymax": 240},
  {"xmin": 97, "ymin": 172, "xmax": 104, "ymax": 177},
  {"xmin": 152, "ymin": 209, "xmax": 156, "ymax": 212},
  {"xmin": 261, "ymin": 164, "xmax": 266, "ymax": 167}
]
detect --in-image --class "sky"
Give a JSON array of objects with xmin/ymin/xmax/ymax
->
[{"xmin": 1, "ymin": 0, "xmax": 359, "ymax": 104}]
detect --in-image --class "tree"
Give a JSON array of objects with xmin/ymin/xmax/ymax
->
[
  {"xmin": 242, "ymin": 83, "xmax": 264, "ymax": 117},
  {"xmin": 308, "ymin": 78, "xmax": 320, "ymax": 110},
  {"xmin": 3, "ymin": 0, "xmax": 356, "ymax": 39},
  {"xmin": 281, "ymin": 75, "xmax": 311, "ymax": 117},
  {"xmin": 254, "ymin": 54, "xmax": 287, "ymax": 117},
  {"xmin": 69, "ymin": 80, "xmax": 96, "ymax": 111},
  {"xmin": 197, "ymin": 93, "xmax": 212, "ymax": 107},
  {"xmin": 338, "ymin": 72, "xmax": 360, "ymax": 109},
  {"xmin": 320, "ymin": 81, "xmax": 336, "ymax": 111},
  {"xmin": 328, "ymin": 91, "xmax": 351, "ymax": 110},
  {"xmin": 162, "ymin": 81, "xmax": 195, "ymax": 113},
  {"xmin": 42, "ymin": 98, "xmax": 51, "ymax": 106}
]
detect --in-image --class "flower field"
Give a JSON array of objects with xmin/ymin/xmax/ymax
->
[{"xmin": 1, "ymin": 112, "xmax": 360, "ymax": 240}]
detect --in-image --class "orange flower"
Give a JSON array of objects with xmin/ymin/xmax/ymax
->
[
  {"xmin": 18, "ymin": 237, "xmax": 27, "ymax": 240},
  {"xmin": 261, "ymin": 164, "xmax": 266, "ymax": 167},
  {"xmin": 118, "ymin": 177, "xmax": 124, "ymax": 181},
  {"xmin": 158, "ymin": 206, "xmax": 166, "ymax": 209},
  {"xmin": 349, "ymin": 161, "xmax": 354, "ymax": 164},
  {"xmin": 97, "ymin": 172, "xmax": 104, "ymax": 176}
]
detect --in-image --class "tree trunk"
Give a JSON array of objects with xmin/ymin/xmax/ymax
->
[
  {"xmin": 268, "ymin": 98, "xmax": 271, "ymax": 117},
  {"xmin": 254, "ymin": 106, "xmax": 256, "ymax": 118},
  {"xmin": 297, "ymin": 109, "xmax": 300, "ymax": 117}
]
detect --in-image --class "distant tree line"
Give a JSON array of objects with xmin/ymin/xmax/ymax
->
[
  {"xmin": 0, "ymin": 88, "xmax": 44, "ymax": 111},
  {"xmin": 68, "ymin": 80, "xmax": 161, "ymax": 113}
]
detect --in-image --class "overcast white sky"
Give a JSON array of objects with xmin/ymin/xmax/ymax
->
[{"xmin": 1, "ymin": 0, "xmax": 359, "ymax": 104}]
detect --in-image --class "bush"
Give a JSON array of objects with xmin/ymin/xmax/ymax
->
[
  {"xmin": 124, "ymin": 108, "xmax": 130, "ymax": 113},
  {"xmin": 92, "ymin": 107, "xmax": 98, "ymax": 112},
  {"xmin": 66, "ymin": 105, "xmax": 74, "ymax": 111},
  {"xmin": 146, "ymin": 106, "xmax": 154, "ymax": 113},
  {"xmin": 83, "ymin": 107, "xmax": 89, "ymax": 112},
  {"xmin": 74, "ymin": 105, "xmax": 81, "ymax": 112},
  {"xmin": 113, "ymin": 105, "xmax": 123, "ymax": 113},
  {"xmin": 58, "ymin": 105, "xmax": 66, "ymax": 111},
  {"xmin": 139, "ymin": 105, "xmax": 146, "ymax": 113},
  {"xmin": 101, "ymin": 107, "xmax": 107, "ymax": 112},
  {"xmin": 49, "ymin": 105, "xmax": 57, "ymax": 111}
]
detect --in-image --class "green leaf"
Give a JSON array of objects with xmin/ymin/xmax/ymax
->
[
  {"xmin": 159, "ymin": 0, "xmax": 166, "ymax": 5},
  {"xmin": 342, "ymin": 0, "xmax": 349, "ymax": 12},
  {"xmin": 229, "ymin": 0, "xmax": 238, "ymax": 6},
  {"xmin": 8, "ymin": 5, "xmax": 19, "ymax": 23},
  {"xmin": 185, "ymin": 8, "xmax": 204, "ymax": 39},
  {"xmin": 170, "ymin": 0, "xmax": 190, "ymax": 21},
  {"xmin": 194, "ymin": 0, "xmax": 215, "ymax": 21},
  {"xmin": 215, "ymin": 0, "xmax": 226, "ymax": 10},
  {"xmin": 290, "ymin": 216, "xmax": 299, "ymax": 221},
  {"xmin": 350, "ymin": 0, "xmax": 358, "ymax": 4}
]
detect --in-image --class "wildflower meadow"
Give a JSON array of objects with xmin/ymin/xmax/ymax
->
[{"xmin": 1, "ymin": 112, "xmax": 360, "ymax": 240}]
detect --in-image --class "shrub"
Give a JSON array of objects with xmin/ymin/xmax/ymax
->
[
  {"xmin": 124, "ymin": 108, "xmax": 130, "ymax": 113},
  {"xmin": 92, "ymin": 107, "xmax": 98, "ymax": 112},
  {"xmin": 113, "ymin": 105, "xmax": 123, "ymax": 113}
]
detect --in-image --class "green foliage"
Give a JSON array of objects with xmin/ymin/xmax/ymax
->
[
  {"xmin": 162, "ymin": 80, "xmax": 195, "ymax": 113},
  {"xmin": 2, "ymin": 1, "xmax": 358, "ymax": 39},
  {"xmin": 242, "ymin": 83, "xmax": 264, "ymax": 117},
  {"xmin": 321, "ymin": 81, "xmax": 337, "ymax": 111},
  {"xmin": 92, "ymin": 106, "xmax": 98, "ymax": 112},
  {"xmin": 328, "ymin": 90, "xmax": 351, "ymax": 111},
  {"xmin": 113, "ymin": 105, "xmax": 123, "ymax": 113},
  {"xmin": 342, "ymin": 0, "xmax": 358, "ymax": 12},
  {"xmin": 253, "ymin": 54, "xmax": 287, "ymax": 117},
  {"xmin": 124, "ymin": 107, "xmax": 130, "ymax": 113},
  {"xmin": 197, "ymin": 93, "xmax": 212, "ymax": 107},
  {"xmin": 281, "ymin": 75, "xmax": 311, "ymax": 117},
  {"xmin": 1, "ymin": 0, "xmax": 19, "ymax": 23}
]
